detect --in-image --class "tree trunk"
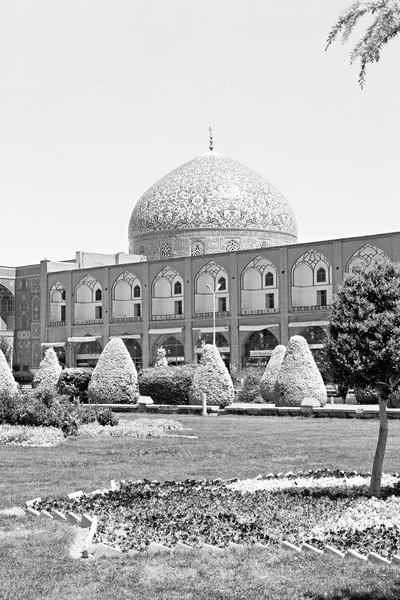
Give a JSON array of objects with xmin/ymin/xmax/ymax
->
[{"xmin": 369, "ymin": 396, "xmax": 389, "ymax": 498}]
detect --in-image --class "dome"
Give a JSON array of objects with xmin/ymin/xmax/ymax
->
[{"xmin": 128, "ymin": 151, "xmax": 298, "ymax": 260}]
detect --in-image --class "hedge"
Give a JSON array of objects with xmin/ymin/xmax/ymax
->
[
  {"xmin": 57, "ymin": 368, "xmax": 92, "ymax": 403},
  {"xmin": 138, "ymin": 364, "xmax": 197, "ymax": 405}
]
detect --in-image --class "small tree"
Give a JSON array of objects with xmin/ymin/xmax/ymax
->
[
  {"xmin": 0, "ymin": 348, "xmax": 18, "ymax": 397},
  {"xmin": 275, "ymin": 336, "xmax": 327, "ymax": 407},
  {"xmin": 155, "ymin": 346, "xmax": 168, "ymax": 368},
  {"xmin": 88, "ymin": 337, "xmax": 139, "ymax": 404},
  {"xmin": 326, "ymin": 0, "xmax": 400, "ymax": 88},
  {"xmin": 326, "ymin": 260, "xmax": 400, "ymax": 497},
  {"xmin": 34, "ymin": 347, "xmax": 62, "ymax": 398},
  {"xmin": 189, "ymin": 344, "xmax": 234, "ymax": 408},
  {"xmin": 260, "ymin": 345, "xmax": 286, "ymax": 403}
]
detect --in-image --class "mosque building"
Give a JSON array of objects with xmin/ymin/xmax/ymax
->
[{"xmin": 1, "ymin": 135, "xmax": 398, "ymax": 376}]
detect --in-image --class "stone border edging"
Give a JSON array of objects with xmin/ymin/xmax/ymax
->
[
  {"xmin": 94, "ymin": 402, "xmax": 400, "ymax": 419},
  {"xmin": 22, "ymin": 473, "xmax": 400, "ymax": 565}
]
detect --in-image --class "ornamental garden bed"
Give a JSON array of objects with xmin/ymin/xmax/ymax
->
[{"xmin": 31, "ymin": 470, "xmax": 400, "ymax": 558}]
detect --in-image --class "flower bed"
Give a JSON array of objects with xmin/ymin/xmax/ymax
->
[
  {"xmin": 0, "ymin": 418, "xmax": 184, "ymax": 446},
  {"xmin": 32, "ymin": 470, "xmax": 400, "ymax": 558},
  {"xmin": 78, "ymin": 418, "xmax": 183, "ymax": 438},
  {"xmin": 0, "ymin": 424, "xmax": 64, "ymax": 446}
]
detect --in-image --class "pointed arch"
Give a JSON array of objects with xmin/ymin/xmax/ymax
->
[
  {"xmin": 49, "ymin": 281, "xmax": 66, "ymax": 324},
  {"xmin": 151, "ymin": 334, "xmax": 184, "ymax": 365},
  {"xmin": 346, "ymin": 243, "xmax": 388, "ymax": 273},
  {"xmin": 74, "ymin": 274, "xmax": 103, "ymax": 323},
  {"xmin": 241, "ymin": 256, "xmax": 279, "ymax": 315},
  {"xmin": 152, "ymin": 266, "xmax": 184, "ymax": 319},
  {"xmin": 291, "ymin": 249, "xmax": 332, "ymax": 310},
  {"xmin": 195, "ymin": 261, "xmax": 229, "ymax": 315},
  {"xmin": 112, "ymin": 271, "xmax": 142, "ymax": 321},
  {"xmin": 243, "ymin": 328, "xmax": 279, "ymax": 368}
]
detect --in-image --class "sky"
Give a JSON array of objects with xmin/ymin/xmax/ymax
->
[{"xmin": 1, "ymin": 0, "xmax": 399, "ymax": 267}]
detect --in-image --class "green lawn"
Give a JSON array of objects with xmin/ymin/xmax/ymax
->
[{"xmin": 1, "ymin": 415, "xmax": 400, "ymax": 599}]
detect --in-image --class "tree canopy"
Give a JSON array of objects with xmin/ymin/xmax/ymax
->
[
  {"xmin": 325, "ymin": 259, "xmax": 400, "ymax": 496},
  {"xmin": 326, "ymin": 1, "xmax": 400, "ymax": 88}
]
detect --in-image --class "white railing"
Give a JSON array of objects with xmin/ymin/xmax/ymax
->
[
  {"xmin": 194, "ymin": 311, "xmax": 231, "ymax": 318},
  {"xmin": 152, "ymin": 314, "xmax": 185, "ymax": 320},
  {"xmin": 241, "ymin": 308, "xmax": 278, "ymax": 315},
  {"xmin": 111, "ymin": 316, "xmax": 143, "ymax": 323},
  {"xmin": 292, "ymin": 305, "xmax": 332, "ymax": 312},
  {"xmin": 73, "ymin": 319, "xmax": 103, "ymax": 325}
]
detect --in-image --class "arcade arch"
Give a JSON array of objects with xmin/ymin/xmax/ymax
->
[
  {"xmin": 74, "ymin": 275, "xmax": 103, "ymax": 323},
  {"xmin": 291, "ymin": 250, "xmax": 332, "ymax": 310},
  {"xmin": 195, "ymin": 261, "xmax": 229, "ymax": 315},
  {"xmin": 112, "ymin": 271, "xmax": 142, "ymax": 321},
  {"xmin": 152, "ymin": 267, "xmax": 184, "ymax": 319},
  {"xmin": 241, "ymin": 256, "xmax": 279, "ymax": 314}
]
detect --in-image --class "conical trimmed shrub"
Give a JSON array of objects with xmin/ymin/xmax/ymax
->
[
  {"xmin": 34, "ymin": 347, "xmax": 62, "ymax": 396},
  {"xmin": 0, "ymin": 348, "xmax": 18, "ymax": 397},
  {"xmin": 260, "ymin": 345, "xmax": 286, "ymax": 403},
  {"xmin": 189, "ymin": 344, "xmax": 234, "ymax": 408},
  {"xmin": 274, "ymin": 336, "xmax": 327, "ymax": 407},
  {"xmin": 88, "ymin": 337, "xmax": 139, "ymax": 404}
]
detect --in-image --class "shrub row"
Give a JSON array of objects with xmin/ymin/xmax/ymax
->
[
  {"xmin": 0, "ymin": 391, "xmax": 118, "ymax": 436},
  {"xmin": 138, "ymin": 365, "xmax": 197, "ymax": 405}
]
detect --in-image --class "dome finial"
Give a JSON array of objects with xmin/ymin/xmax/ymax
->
[{"xmin": 208, "ymin": 126, "xmax": 214, "ymax": 152}]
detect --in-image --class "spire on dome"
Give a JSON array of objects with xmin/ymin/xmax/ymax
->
[{"xmin": 208, "ymin": 126, "xmax": 214, "ymax": 152}]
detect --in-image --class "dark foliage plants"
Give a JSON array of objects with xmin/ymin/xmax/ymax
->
[
  {"xmin": 34, "ymin": 470, "xmax": 400, "ymax": 557},
  {"xmin": 138, "ymin": 365, "xmax": 197, "ymax": 405},
  {"xmin": 0, "ymin": 390, "xmax": 118, "ymax": 435},
  {"xmin": 57, "ymin": 368, "xmax": 92, "ymax": 403},
  {"xmin": 237, "ymin": 368, "xmax": 264, "ymax": 403}
]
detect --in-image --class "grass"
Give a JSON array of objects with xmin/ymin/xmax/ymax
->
[{"xmin": 2, "ymin": 415, "xmax": 400, "ymax": 599}]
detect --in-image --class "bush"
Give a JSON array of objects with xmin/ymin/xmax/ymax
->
[
  {"xmin": 260, "ymin": 345, "xmax": 286, "ymax": 403},
  {"xmin": 34, "ymin": 348, "xmax": 62, "ymax": 397},
  {"xmin": 57, "ymin": 368, "xmax": 92, "ymax": 403},
  {"xmin": 138, "ymin": 365, "xmax": 197, "ymax": 405},
  {"xmin": 88, "ymin": 338, "xmax": 139, "ymax": 404},
  {"xmin": 189, "ymin": 344, "xmax": 234, "ymax": 408},
  {"xmin": 275, "ymin": 336, "xmax": 327, "ymax": 407},
  {"xmin": 13, "ymin": 372, "xmax": 34, "ymax": 386},
  {"xmin": 0, "ymin": 391, "xmax": 98, "ymax": 436},
  {"xmin": 236, "ymin": 368, "xmax": 264, "ymax": 403},
  {"xmin": 96, "ymin": 408, "xmax": 119, "ymax": 426},
  {"xmin": 354, "ymin": 386, "xmax": 379, "ymax": 405},
  {"xmin": 0, "ymin": 349, "xmax": 18, "ymax": 398}
]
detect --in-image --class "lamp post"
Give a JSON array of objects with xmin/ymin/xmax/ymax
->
[{"xmin": 206, "ymin": 282, "xmax": 221, "ymax": 345}]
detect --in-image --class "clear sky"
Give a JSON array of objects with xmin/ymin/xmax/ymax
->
[{"xmin": 1, "ymin": 0, "xmax": 399, "ymax": 267}]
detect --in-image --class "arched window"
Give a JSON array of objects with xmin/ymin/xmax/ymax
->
[
  {"xmin": 95, "ymin": 289, "xmax": 102, "ymax": 301},
  {"xmin": 133, "ymin": 285, "xmax": 141, "ymax": 298},
  {"xmin": 265, "ymin": 272, "xmax": 274, "ymax": 287},
  {"xmin": 316, "ymin": 268, "xmax": 326, "ymax": 283},
  {"xmin": 7, "ymin": 299, "xmax": 13, "ymax": 312},
  {"xmin": 174, "ymin": 281, "xmax": 182, "ymax": 295},
  {"xmin": 61, "ymin": 290, "xmax": 66, "ymax": 301},
  {"xmin": 218, "ymin": 277, "xmax": 226, "ymax": 291}
]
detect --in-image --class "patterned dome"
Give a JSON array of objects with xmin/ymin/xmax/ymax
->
[{"xmin": 128, "ymin": 151, "xmax": 298, "ymax": 260}]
